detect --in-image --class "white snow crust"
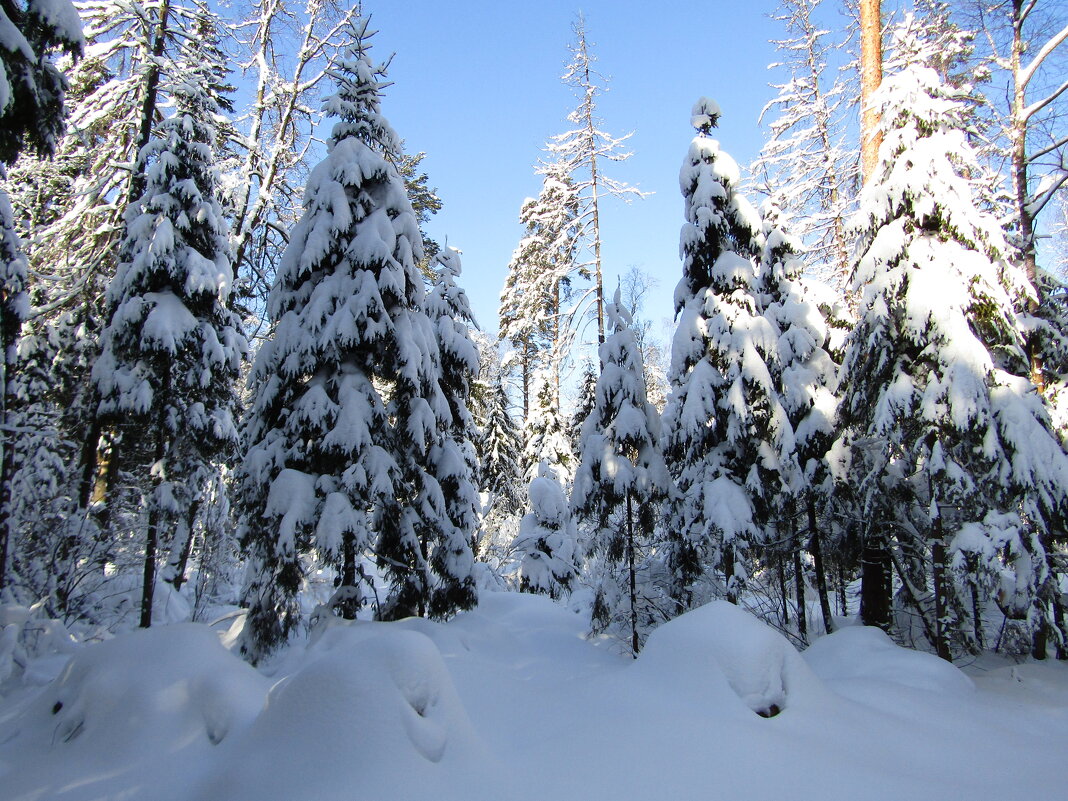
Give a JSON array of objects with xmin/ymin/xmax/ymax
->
[{"xmin": 1, "ymin": 596, "xmax": 1066, "ymax": 800}]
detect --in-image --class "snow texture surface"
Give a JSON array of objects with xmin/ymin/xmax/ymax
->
[{"xmin": 2, "ymin": 595, "xmax": 1066, "ymax": 801}]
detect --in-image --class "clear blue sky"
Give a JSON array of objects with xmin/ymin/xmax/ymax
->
[{"xmin": 364, "ymin": 1, "xmax": 828, "ymax": 348}]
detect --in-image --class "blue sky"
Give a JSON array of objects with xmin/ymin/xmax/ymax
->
[{"xmin": 363, "ymin": 1, "xmax": 833, "ymax": 348}]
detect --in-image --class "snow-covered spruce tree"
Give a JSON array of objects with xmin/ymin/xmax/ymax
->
[
  {"xmin": 0, "ymin": 176, "xmax": 30, "ymax": 596},
  {"xmin": 9, "ymin": 0, "xmax": 203, "ymax": 535},
  {"xmin": 571, "ymin": 292, "xmax": 671, "ymax": 655},
  {"xmin": 569, "ymin": 358, "xmax": 598, "ymax": 447},
  {"xmin": 478, "ymin": 371, "xmax": 525, "ymax": 527},
  {"xmin": 423, "ymin": 247, "xmax": 479, "ymax": 617},
  {"xmin": 238, "ymin": 20, "xmax": 473, "ymax": 660},
  {"xmin": 836, "ymin": 28, "xmax": 1068, "ymax": 656},
  {"xmin": 92, "ymin": 50, "xmax": 246, "ymax": 628},
  {"xmin": 499, "ymin": 160, "xmax": 580, "ymax": 420},
  {"xmin": 523, "ymin": 372, "xmax": 575, "ymax": 484},
  {"xmin": 0, "ymin": 0, "xmax": 82, "ymax": 594},
  {"xmin": 661, "ymin": 98, "xmax": 792, "ymax": 610},
  {"xmin": 472, "ymin": 356, "xmax": 525, "ymax": 578},
  {"xmin": 516, "ymin": 461, "xmax": 578, "ymax": 598},
  {"xmin": 757, "ymin": 199, "xmax": 839, "ymax": 637}
]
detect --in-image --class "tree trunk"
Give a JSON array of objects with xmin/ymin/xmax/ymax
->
[
  {"xmin": 965, "ymin": 553, "xmax": 984, "ymax": 652},
  {"xmin": 837, "ymin": 565, "xmax": 848, "ymax": 616},
  {"xmin": 1009, "ymin": 0, "xmax": 1047, "ymax": 393},
  {"xmin": 139, "ymin": 423, "xmax": 167, "ymax": 628},
  {"xmin": 129, "ymin": 0, "xmax": 172, "ymax": 205},
  {"xmin": 581, "ymin": 47, "xmax": 606, "ymax": 347},
  {"xmin": 860, "ymin": 531, "xmax": 892, "ymax": 631},
  {"xmin": 808, "ymin": 497, "xmax": 834, "ymax": 634},
  {"xmin": 1053, "ymin": 592, "xmax": 1067, "ymax": 661},
  {"xmin": 931, "ymin": 513, "xmax": 952, "ymax": 661},
  {"xmin": 0, "ymin": 332, "xmax": 14, "ymax": 592},
  {"xmin": 793, "ymin": 540, "xmax": 808, "ymax": 643},
  {"xmin": 167, "ymin": 498, "xmax": 201, "ymax": 592},
  {"xmin": 76, "ymin": 413, "xmax": 103, "ymax": 510},
  {"xmin": 626, "ymin": 489, "xmax": 638, "ymax": 657},
  {"xmin": 0, "ymin": 416, "xmax": 14, "ymax": 594},
  {"xmin": 859, "ymin": 0, "xmax": 883, "ymax": 185},
  {"xmin": 778, "ymin": 556, "xmax": 790, "ymax": 627},
  {"xmin": 723, "ymin": 542, "xmax": 737, "ymax": 605}
]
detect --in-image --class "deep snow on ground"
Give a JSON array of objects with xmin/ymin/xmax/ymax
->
[{"xmin": 1, "ymin": 593, "xmax": 1066, "ymax": 801}]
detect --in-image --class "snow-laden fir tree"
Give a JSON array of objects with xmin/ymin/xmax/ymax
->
[
  {"xmin": 661, "ymin": 98, "xmax": 793, "ymax": 610},
  {"xmin": 568, "ymin": 358, "xmax": 598, "ymax": 447},
  {"xmin": 0, "ymin": 177, "xmax": 30, "ymax": 596},
  {"xmin": 422, "ymin": 247, "xmax": 480, "ymax": 618},
  {"xmin": 91, "ymin": 45, "xmax": 246, "ymax": 628},
  {"xmin": 8, "ymin": 0, "xmax": 211, "ymax": 533},
  {"xmin": 836, "ymin": 20, "xmax": 1068, "ymax": 656},
  {"xmin": 516, "ymin": 461, "xmax": 578, "ymax": 598},
  {"xmin": 757, "ymin": 198, "xmax": 839, "ymax": 636},
  {"xmin": 499, "ymin": 160, "xmax": 580, "ymax": 419},
  {"xmin": 571, "ymin": 291, "xmax": 671, "ymax": 655},
  {"xmin": 0, "ymin": 0, "xmax": 82, "ymax": 594},
  {"xmin": 238, "ymin": 19, "xmax": 474, "ymax": 660},
  {"xmin": 523, "ymin": 372, "xmax": 575, "ymax": 484},
  {"xmin": 477, "ymin": 371, "xmax": 525, "ymax": 528}
]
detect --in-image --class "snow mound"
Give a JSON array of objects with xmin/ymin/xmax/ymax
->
[
  {"xmin": 803, "ymin": 625, "xmax": 975, "ymax": 696},
  {"xmin": 197, "ymin": 626, "xmax": 492, "ymax": 801},
  {"xmin": 637, "ymin": 601, "xmax": 823, "ymax": 717},
  {"xmin": 0, "ymin": 624, "xmax": 267, "ymax": 801}
]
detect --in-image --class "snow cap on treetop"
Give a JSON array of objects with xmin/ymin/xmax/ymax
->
[
  {"xmin": 435, "ymin": 246, "xmax": 463, "ymax": 278},
  {"xmin": 691, "ymin": 98, "xmax": 721, "ymax": 133},
  {"xmin": 606, "ymin": 285, "xmax": 633, "ymax": 332}
]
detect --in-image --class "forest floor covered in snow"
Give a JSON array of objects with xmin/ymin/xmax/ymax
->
[{"xmin": 0, "ymin": 592, "xmax": 1066, "ymax": 801}]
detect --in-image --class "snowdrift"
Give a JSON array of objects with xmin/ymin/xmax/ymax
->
[
  {"xmin": 0, "ymin": 624, "xmax": 267, "ymax": 801},
  {"xmin": 195, "ymin": 625, "xmax": 494, "ymax": 801},
  {"xmin": 0, "ymin": 593, "xmax": 1065, "ymax": 801},
  {"xmin": 636, "ymin": 599, "xmax": 827, "ymax": 717}
]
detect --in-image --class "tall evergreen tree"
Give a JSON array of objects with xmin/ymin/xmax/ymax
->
[
  {"xmin": 523, "ymin": 372, "xmax": 575, "ymax": 484},
  {"xmin": 479, "ymin": 372, "xmax": 524, "ymax": 506},
  {"xmin": 0, "ymin": 0, "xmax": 82, "ymax": 593},
  {"xmin": 837, "ymin": 19, "xmax": 1068, "ymax": 656},
  {"xmin": 237, "ymin": 19, "xmax": 472, "ymax": 660},
  {"xmin": 499, "ymin": 161, "xmax": 580, "ymax": 419},
  {"xmin": 423, "ymin": 247, "xmax": 480, "ymax": 618},
  {"xmin": 92, "ymin": 47, "xmax": 246, "ymax": 628},
  {"xmin": 757, "ymin": 199, "xmax": 839, "ymax": 636},
  {"xmin": 516, "ymin": 461, "xmax": 578, "ymax": 599},
  {"xmin": 569, "ymin": 358, "xmax": 598, "ymax": 447},
  {"xmin": 571, "ymin": 291, "xmax": 671, "ymax": 655},
  {"xmin": 661, "ymin": 99, "xmax": 789, "ymax": 610}
]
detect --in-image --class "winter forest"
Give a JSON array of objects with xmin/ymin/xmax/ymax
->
[{"xmin": 1, "ymin": 0, "xmax": 1068, "ymax": 799}]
